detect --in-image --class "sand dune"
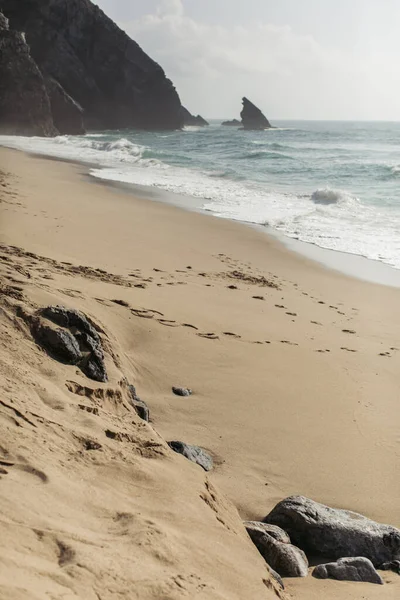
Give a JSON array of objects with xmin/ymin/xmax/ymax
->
[{"xmin": 0, "ymin": 148, "xmax": 399, "ymax": 599}]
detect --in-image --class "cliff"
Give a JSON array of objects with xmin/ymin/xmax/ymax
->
[
  {"xmin": 0, "ymin": 12, "xmax": 57, "ymax": 136},
  {"xmin": 240, "ymin": 97, "xmax": 271, "ymax": 130},
  {"xmin": 0, "ymin": 0, "xmax": 184, "ymax": 133}
]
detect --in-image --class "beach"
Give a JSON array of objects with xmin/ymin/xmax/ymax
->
[{"xmin": 0, "ymin": 146, "xmax": 399, "ymax": 599}]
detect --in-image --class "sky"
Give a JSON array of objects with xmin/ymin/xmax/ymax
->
[{"xmin": 94, "ymin": 0, "xmax": 400, "ymax": 120}]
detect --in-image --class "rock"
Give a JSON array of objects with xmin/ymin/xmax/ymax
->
[
  {"xmin": 0, "ymin": 11, "xmax": 57, "ymax": 136},
  {"xmin": 168, "ymin": 441, "xmax": 213, "ymax": 472},
  {"xmin": 34, "ymin": 305, "xmax": 108, "ymax": 382},
  {"xmin": 128, "ymin": 384, "xmax": 150, "ymax": 422},
  {"xmin": 240, "ymin": 97, "xmax": 271, "ymax": 130},
  {"xmin": 264, "ymin": 496, "xmax": 400, "ymax": 567},
  {"xmin": 221, "ymin": 119, "xmax": 241, "ymax": 127},
  {"xmin": 244, "ymin": 521, "xmax": 291, "ymax": 544},
  {"xmin": 1, "ymin": 0, "xmax": 184, "ymax": 131},
  {"xmin": 34, "ymin": 324, "xmax": 82, "ymax": 364},
  {"xmin": 245, "ymin": 521, "xmax": 309, "ymax": 578},
  {"xmin": 172, "ymin": 386, "xmax": 192, "ymax": 397},
  {"xmin": 269, "ymin": 568, "xmax": 285, "ymax": 590},
  {"xmin": 313, "ymin": 557, "xmax": 383, "ymax": 585},
  {"xmin": 45, "ymin": 76, "xmax": 85, "ymax": 135},
  {"xmin": 181, "ymin": 106, "xmax": 209, "ymax": 127},
  {"xmin": 380, "ymin": 560, "xmax": 400, "ymax": 574}
]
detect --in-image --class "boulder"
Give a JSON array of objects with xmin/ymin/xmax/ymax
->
[
  {"xmin": 1, "ymin": 0, "xmax": 184, "ymax": 131},
  {"xmin": 380, "ymin": 560, "xmax": 400, "ymax": 574},
  {"xmin": 128, "ymin": 384, "xmax": 150, "ymax": 422},
  {"xmin": 168, "ymin": 441, "xmax": 213, "ymax": 472},
  {"xmin": 240, "ymin": 97, "xmax": 271, "ymax": 130},
  {"xmin": 245, "ymin": 521, "xmax": 309, "ymax": 578},
  {"xmin": 0, "ymin": 11, "xmax": 57, "ymax": 136},
  {"xmin": 181, "ymin": 106, "xmax": 209, "ymax": 127},
  {"xmin": 172, "ymin": 386, "xmax": 192, "ymax": 397},
  {"xmin": 264, "ymin": 496, "xmax": 400, "ymax": 568},
  {"xmin": 313, "ymin": 557, "xmax": 383, "ymax": 585},
  {"xmin": 45, "ymin": 76, "xmax": 85, "ymax": 135},
  {"xmin": 221, "ymin": 119, "xmax": 241, "ymax": 127},
  {"xmin": 244, "ymin": 521, "xmax": 291, "ymax": 544},
  {"xmin": 32, "ymin": 305, "xmax": 108, "ymax": 382}
]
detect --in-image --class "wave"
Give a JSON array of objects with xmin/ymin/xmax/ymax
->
[
  {"xmin": 310, "ymin": 188, "xmax": 358, "ymax": 206},
  {"xmin": 240, "ymin": 150, "xmax": 292, "ymax": 160}
]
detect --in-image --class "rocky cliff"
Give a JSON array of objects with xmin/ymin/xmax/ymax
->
[
  {"xmin": 0, "ymin": 12, "xmax": 57, "ymax": 136},
  {"xmin": 240, "ymin": 97, "xmax": 271, "ymax": 130},
  {"xmin": 181, "ymin": 107, "xmax": 209, "ymax": 127},
  {"xmin": 0, "ymin": 0, "xmax": 184, "ymax": 133}
]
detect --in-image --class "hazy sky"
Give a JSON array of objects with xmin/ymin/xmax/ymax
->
[{"xmin": 95, "ymin": 0, "xmax": 400, "ymax": 120}]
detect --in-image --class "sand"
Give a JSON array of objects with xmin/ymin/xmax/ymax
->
[{"xmin": 0, "ymin": 147, "xmax": 399, "ymax": 599}]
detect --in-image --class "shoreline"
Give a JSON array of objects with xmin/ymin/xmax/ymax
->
[
  {"xmin": 1, "ymin": 146, "xmax": 399, "ymax": 599},
  {"xmin": 1, "ymin": 139, "xmax": 400, "ymax": 288}
]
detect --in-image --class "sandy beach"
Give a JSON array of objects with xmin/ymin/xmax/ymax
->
[{"xmin": 0, "ymin": 146, "xmax": 399, "ymax": 599}]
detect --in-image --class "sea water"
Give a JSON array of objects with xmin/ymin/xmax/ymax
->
[{"xmin": 1, "ymin": 120, "xmax": 400, "ymax": 270}]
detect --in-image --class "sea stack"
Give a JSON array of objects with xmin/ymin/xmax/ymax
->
[
  {"xmin": 181, "ymin": 107, "xmax": 209, "ymax": 127},
  {"xmin": 240, "ymin": 97, "xmax": 271, "ymax": 130}
]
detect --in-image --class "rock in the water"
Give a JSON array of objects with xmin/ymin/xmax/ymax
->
[
  {"xmin": 264, "ymin": 496, "xmax": 400, "ymax": 567},
  {"xmin": 128, "ymin": 384, "xmax": 150, "ymax": 422},
  {"xmin": 313, "ymin": 557, "xmax": 383, "ymax": 585},
  {"xmin": 33, "ymin": 305, "xmax": 107, "ymax": 382},
  {"xmin": 221, "ymin": 119, "xmax": 241, "ymax": 127},
  {"xmin": 240, "ymin": 97, "xmax": 271, "ymax": 130},
  {"xmin": 1, "ymin": 0, "xmax": 184, "ymax": 131},
  {"xmin": 244, "ymin": 521, "xmax": 291, "ymax": 544},
  {"xmin": 34, "ymin": 324, "xmax": 82, "ymax": 364},
  {"xmin": 45, "ymin": 76, "xmax": 85, "ymax": 135},
  {"xmin": 245, "ymin": 521, "xmax": 309, "ymax": 578},
  {"xmin": 168, "ymin": 441, "xmax": 213, "ymax": 472},
  {"xmin": 181, "ymin": 106, "xmax": 209, "ymax": 127},
  {"xmin": 0, "ymin": 11, "xmax": 57, "ymax": 136},
  {"xmin": 172, "ymin": 386, "xmax": 192, "ymax": 397}
]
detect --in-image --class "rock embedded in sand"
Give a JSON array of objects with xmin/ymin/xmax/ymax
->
[
  {"xmin": 172, "ymin": 386, "xmax": 192, "ymax": 397},
  {"xmin": 313, "ymin": 557, "xmax": 384, "ymax": 584},
  {"xmin": 244, "ymin": 521, "xmax": 291, "ymax": 544},
  {"xmin": 240, "ymin": 97, "xmax": 272, "ymax": 130},
  {"xmin": 264, "ymin": 495, "xmax": 400, "ymax": 568},
  {"xmin": 34, "ymin": 324, "xmax": 82, "ymax": 365},
  {"xmin": 128, "ymin": 384, "xmax": 150, "ymax": 422},
  {"xmin": 245, "ymin": 521, "xmax": 309, "ymax": 578},
  {"xmin": 380, "ymin": 560, "xmax": 400, "ymax": 574},
  {"xmin": 168, "ymin": 441, "xmax": 213, "ymax": 471}
]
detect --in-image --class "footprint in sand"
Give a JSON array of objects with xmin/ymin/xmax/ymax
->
[
  {"xmin": 112, "ymin": 299, "xmax": 130, "ymax": 307},
  {"xmin": 311, "ymin": 321, "xmax": 322, "ymax": 326},
  {"xmin": 197, "ymin": 333, "xmax": 219, "ymax": 340},
  {"xmin": 342, "ymin": 329, "xmax": 356, "ymax": 334},
  {"xmin": 131, "ymin": 308, "xmax": 164, "ymax": 319},
  {"xmin": 158, "ymin": 319, "xmax": 180, "ymax": 327},
  {"xmin": 182, "ymin": 323, "xmax": 199, "ymax": 330},
  {"xmin": 223, "ymin": 332, "xmax": 241, "ymax": 339},
  {"xmin": 280, "ymin": 340, "xmax": 299, "ymax": 346},
  {"xmin": 341, "ymin": 347, "xmax": 357, "ymax": 353},
  {"xmin": 286, "ymin": 312, "xmax": 297, "ymax": 316},
  {"xmin": 379, "ymin": 352, "xmax": 391, "ymax": 357},
  {"xmin": 252, "ymin": 295, "xmax": 265, "ymax": 301},
  {"xmin": 227, "ymin": 285, "xmax": 238, "ymax": 290}
]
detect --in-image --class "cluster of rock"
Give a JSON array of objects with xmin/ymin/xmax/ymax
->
[
  {"xmin": 222, "ymin": 97, "xmax": 272, "ymax": 130},
  {"xmin": 244, "ymin": 495, "xmax": 400, "ymax": 587},
  {"xmin": 0, "ymin": 0, "xmax": 204, "ymax": 136}
]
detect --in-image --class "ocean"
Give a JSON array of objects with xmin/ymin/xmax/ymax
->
[{"xmin": 1, "ymin": 120, "xmax": 400, "ymax": 270}]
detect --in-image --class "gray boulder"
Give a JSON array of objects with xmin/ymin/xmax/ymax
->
[
  {"xmin": 128, "ymin": 384, "xmax": 150, "ymax": 422},
  {"xmin": 168, "ymin": 441, "xmax": 213, "ymax": 472},
  {"xmin": 172, "ymin": 386, "xmax": 192, "ymax": 397},
  {"xmin": 264, "ymin": 496, "xmax": 400, "ymax": 568},
  {"xmin": 244, "ymin": 521, "xmax": 291, "ymax": 544},
  {"xmin": 313, "ymin": 557, "xmax": 383, "ymax": 585},
  {"xmin": 245, "ymin": 521, "xmax": 308, "ymax": 578},
  {"xmin": 380, "ymin": 560, "xmax": 400, "ymax": 574},
  {"xmin": 34, "ymin": 324, "xmax": 82, "ymax": 364}
]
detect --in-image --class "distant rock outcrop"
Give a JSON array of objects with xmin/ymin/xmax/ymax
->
[
  {"xmin": 181, "ymin": 106, "xmax": 209, "ymax": 127},
  {"xmin": 0, "ymin": 11, "xmax": 57, "ymax": 136},
  {"xmin": 240, "ymin": 97, "xmax": 271, "ymax": 130},
  {"xmin": 0, "ymin": 0, "xmax": 184, "ymax": 132},
  {"xmin": 221, "ymin": 119, "xmax": 241, "ymax": 127}
]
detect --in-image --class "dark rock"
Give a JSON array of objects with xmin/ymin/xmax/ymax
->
[
  {"xmin": 380, "ymin": 560, "xmax": 400, "ymax": 574},
  {"xmin": 245, "ymin": 521, "xmax": 309, "ymax": 578},
  {"xmin": 264, "ymin": 496, "xmax": 400, "ymax": 567},
  {"xmin": 172, "ymin": 386, "xmax": 192, "ymax": 397},
  {"xmin": 45, "ymin": 76, "xmax": 85, "ymax": 135},
  {"xmin": 221, "ymin": 119, "xmax": 241, "ymax": 127},
  {"xmin": 34, "ymin": 305, "xmax": 108, "ymax": 382},
  {"xmin": 181, "ymin": 107, "xmax": 209, "ymax": 127},
  {"xmin": 313, "ymin": 557, "xmax": 383, "ymax": 585},
  {"xmin": 0, "ymin": 11, "xmax": 57, "ymax": 136},
  {"xmin": 240, "ymin": 97, "xmax": 271, "ymax": 130},
  {"xmin": 269, "ymin": 568, "xmax": 285, "ymax": 590},
  {"xmin": 1, "ymin": 0, "xmax": 184, "ymax": 131},
  {"xmin": 244, "ymin": 521, "xmax": 291, "ymax": 544},
  {"xmin": 128, "ymin": 384, "xmax": 150, "ymax": 422},
  {"xmin": 168, "ymin": 441, "xmax": 213, "ymax": 472},
  {"xmin": 34, "ymin": 324, "xmax": 82, "ymax": 364}
]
